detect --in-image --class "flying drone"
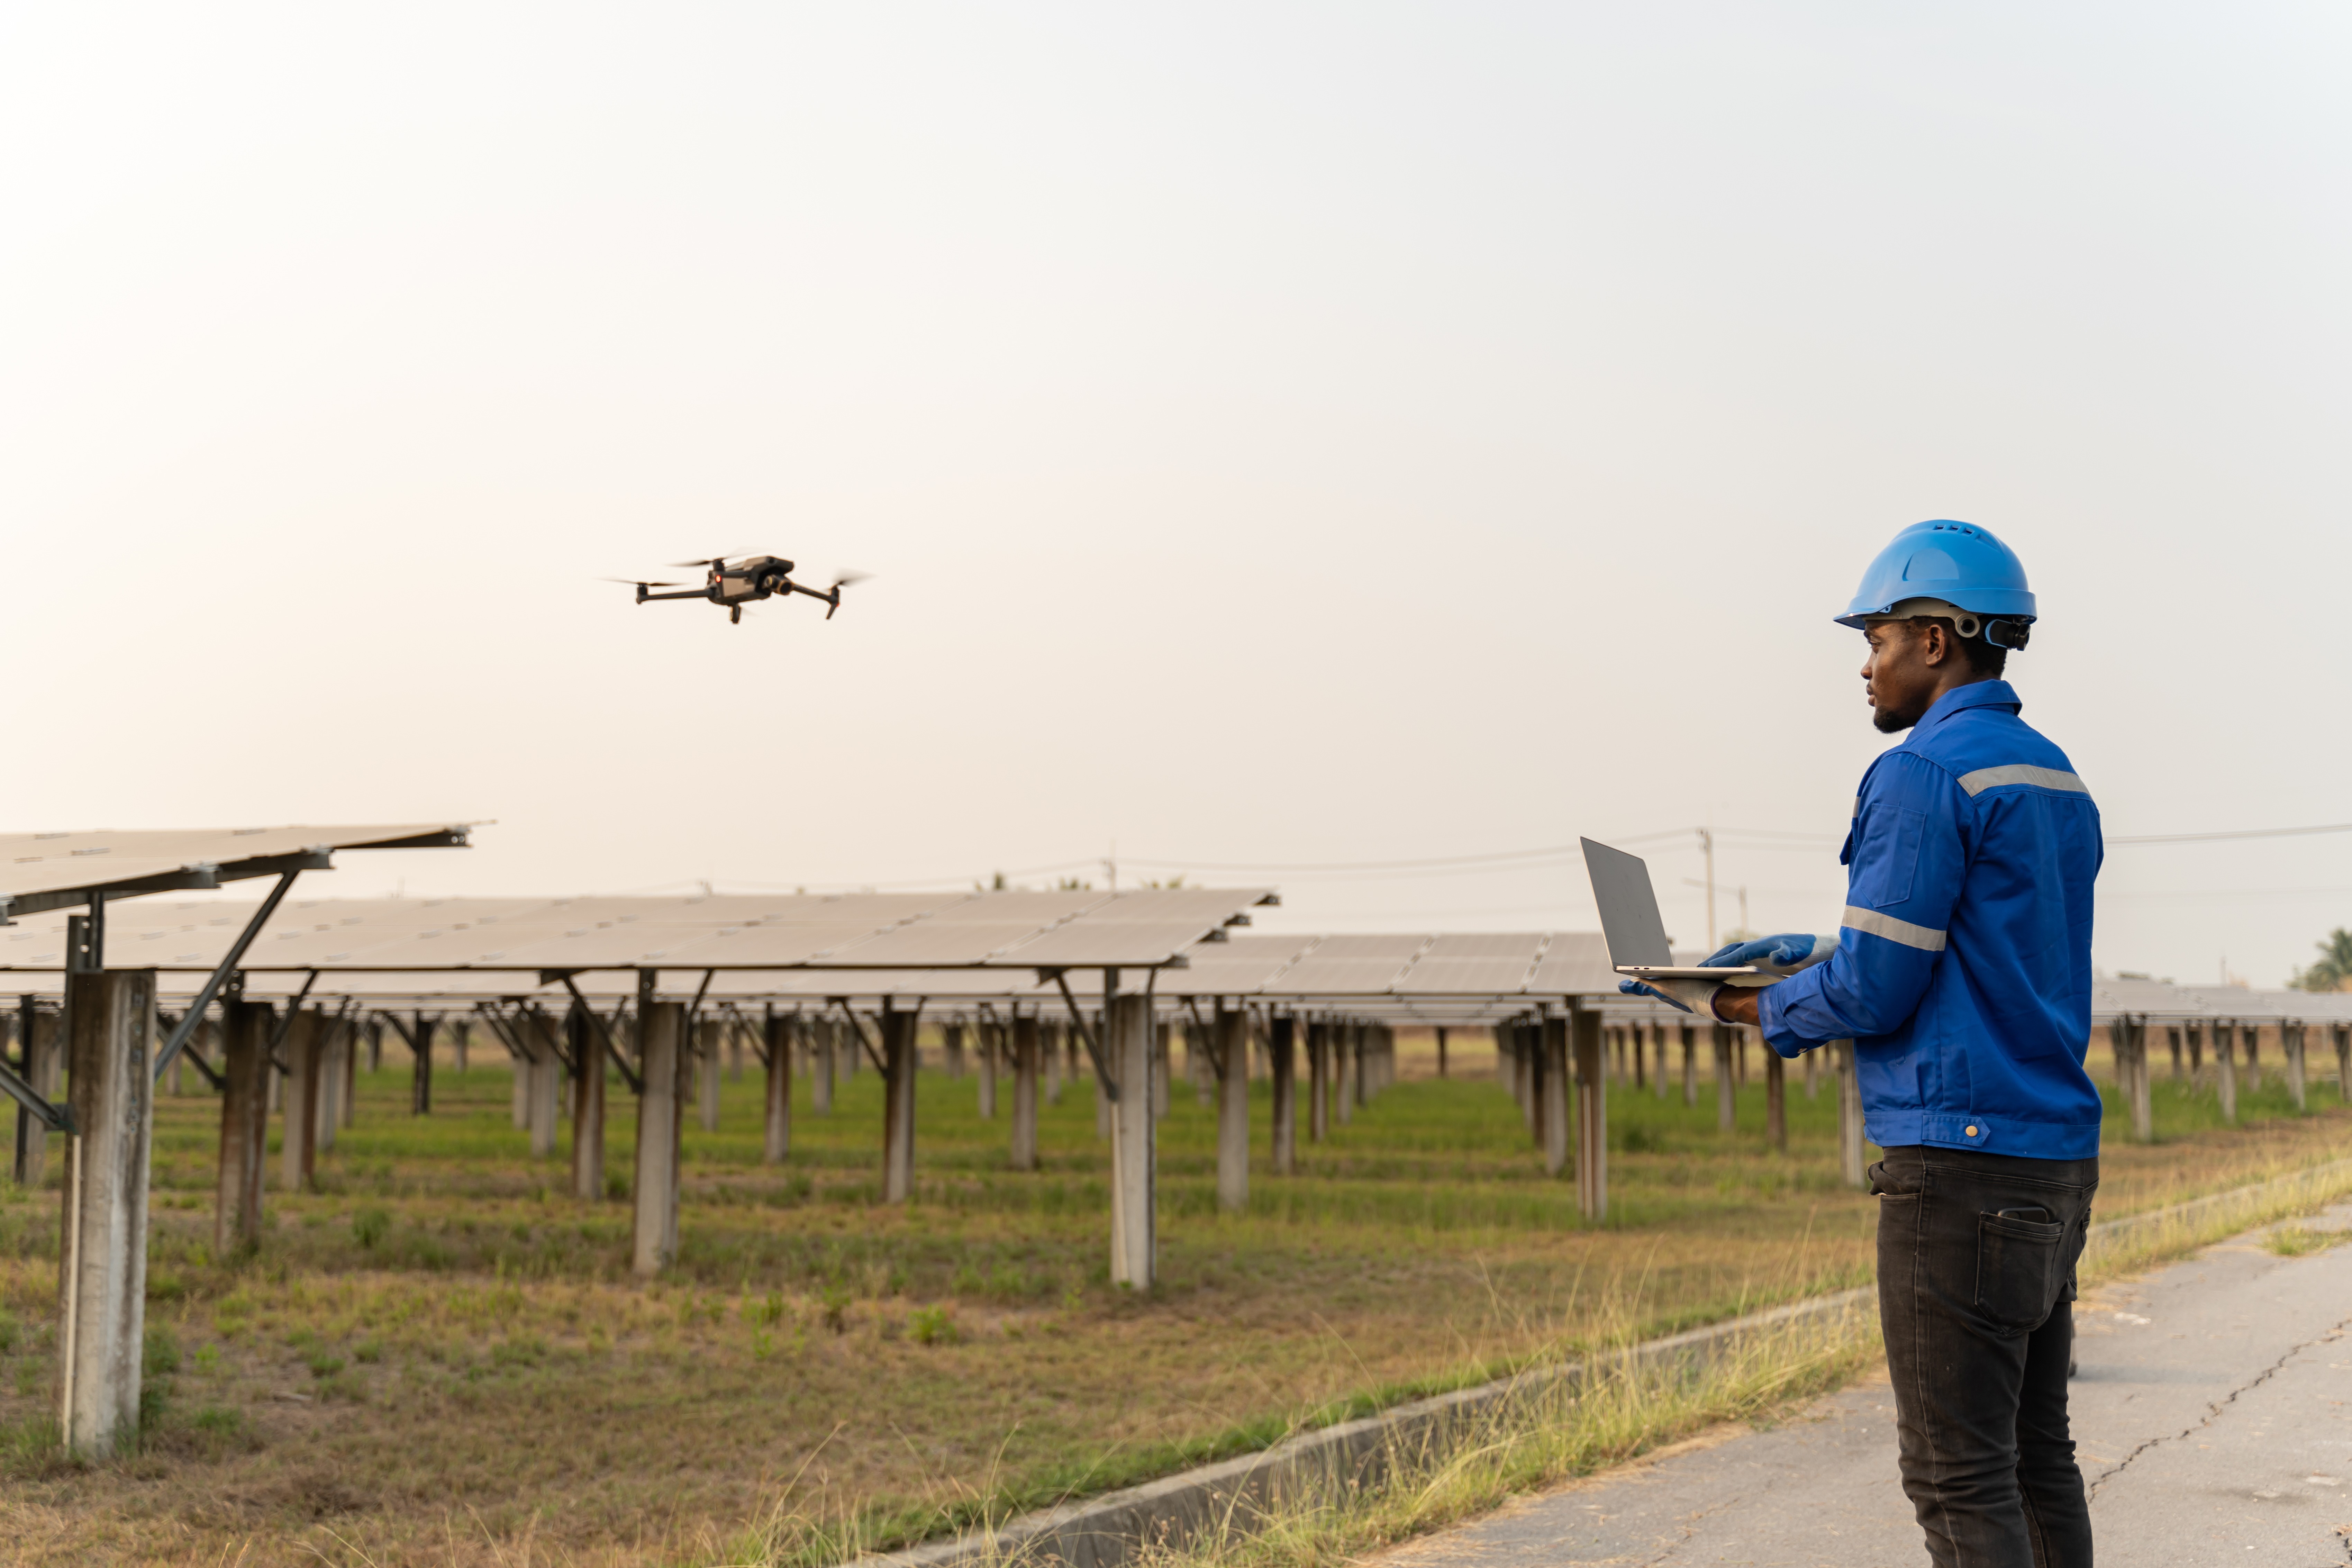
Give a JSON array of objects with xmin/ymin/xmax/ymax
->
[{"xmin": 610, "ymin": 556, "xmax": 869, "ymax": 624}]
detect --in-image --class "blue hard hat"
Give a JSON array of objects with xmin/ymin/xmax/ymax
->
[{"xmin": 1836, "ymin": 520, "xmax": 2037, "ymax": 632}]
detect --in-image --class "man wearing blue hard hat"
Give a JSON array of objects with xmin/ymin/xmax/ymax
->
[{"xmin": 1627, "ymin": 520, "xmax": 2102, "ymax": 1567}]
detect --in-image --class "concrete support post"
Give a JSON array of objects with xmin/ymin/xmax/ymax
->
[
  {"xmin": 1539, "ymin": 1015, "xmax": 1570, "ymax": 1177},
  {"xmin": 2128, "ymin": 1017, "xmax": 2154, "ymax": 1141},
  {"xmin": 317, "ymin": 1018, "xmax": 344, "ymax": 1147},
  {"xmin": 2185, "ymin": 1022, "xmax": 2204, "ymax": 1080},
  {"xmin": 1341, "ymin": 1024, "xmax": 1360, "ymax": 1118},
  {"xmin": 451, "ymin": 1019, "xmax": 469, "ymax": 1075},
  {"xmin": 1107, "ymin": 992, "xmax": 1156, "ymax": 1288},
  {"xmin": 2336, "ymin": 1025, "xmax": 2351, "ymax": 1096},
  {"xmin": 529, "ymin": 1013, "xmax": 561, "ymax": 1159},
  {"xmin": 57, "ymin": 969, "xmax": 155, "ymax": 1457},
  {"xmin": 1095, "ymin": 1025, "xmax": 1114, "ymax": 1140},
  {"xmin": 977, "ymin": 1019, "xmax": 998, "ymax": 1120},
  {"xmin": 1680, "ymin": 1024, "xmax": 1697, "ymax": 1108},
  {"xmin": 1153, "ymin": 1021, "xmax": 1172, "ymax": 1122},
  {"xmin": 405, "ymin": 1020, "xmax": 433, "ymax": 1114},
  {"xmin": 2167, "ymin": 1025, "xmax": 2185, "ymax": 1082},
  {"xmin": 1835, "ymin": 1041, "xmax": 1866, "ymax": 1188},
  {"xmin": 811, "ymin": 1019, "xmax": 835, "ymax": 1115},
  {"xmin": 1629, "ymin": 1024, "xmax": 1645, "ymax": 1091},
  {"xmin": 1269, "ymin": 1014, "xmax": 1297, "ymax": 1175},
  {"xmin": 632, "ymin": 997, "xmax": 685, "ymax": 1275},
  {"xmin": 697, "ymin": 1020, "xmax": 723, "ymax": 1134},
  {"xmin": 1435, "ymin": 1025, "xmax": 1448, "ymax": 1079},
  {"xmin": 15, "ymin": 1008, "xmax": 61, "ymax": 1187},
  {"xmin": 1765, "ymin": 1047, "xmax": 1786, "ymax": 1153},
  {"xmin": 2215, "ymin": 1022, "xmax": 2239, "ymax": 1125},
  {"xmin": 2285, "ymin": 1022, "xmax": 2308, "ymax": 1111},
  {"xmin": 1307, "ymin": 1022, "xmax": 1330, "ymax": 1143},
  {"xmin": 1044, "ymin": 1019, "xmax": 1065, "ymax": 1105},
  {"xmin": 943, "ymin": 1021, "xmax": 966, "ymax": 1081},
  {"xmin": 511, "ymin": 1031, "xmax": 530, "ymax": 1128},
  {"xmin": 216, "ymin": 1000, "xmax": 272, "ymax": 1252},
  {"xmin": 572, "ymin": 1006, "xmax": 605, "ymax": 1199},
  {"xmin": 1189, "ymin": 1021, "xmax": 1215, "ymax": 1107},
  {"xmin": 762, "ymin": 1011, "xmax": 791, "ymax": 1165},
  {"xmin": 727, "ymin": 1018, "xmax": 745, "ymax": 1083},
  {"xmin": 281, "ymin": 1009, "xmax": 322, "ymax": 1193},
  {"xmin": 1009, "ymin": 1015, "xmax": 1040, "ymax": 1172},
  {"xmin": 1214, "ymin": 1003, "xmax": 1250, "ymax": 1214},
  {"xmin": 408, "ymin": 1013, "xmax": 433, "ymax": 1115},
  {"xmin": 2244, "ymin": 1024, "xmax": 2261, "ymax": 1085},
  {"xmin": 1802, "ymin": 1044, "xmax": 1819, "ymax": 1100},
  {"xmin": 366, "ymin": 1018, "xmax": 383, "ymax": 1074},
  {"xmin": 881, "ymin": 1007, "xmax": 918, "ymax": 1204},
  {"xmin": 1713, "ymin": 1025, "xmax": 1736, "ymax": 1134},
  {"xmin": 1572, "ymin": 1005, "xmax": 1606, "ymax": 1221}
]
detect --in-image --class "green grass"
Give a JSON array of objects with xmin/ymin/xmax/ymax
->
[{"xmin": 0, "ymin": 1034, "xmax": 2345, "ymax": 1566}]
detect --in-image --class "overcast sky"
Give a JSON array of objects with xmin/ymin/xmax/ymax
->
[{"xmin": 5, "ymin": 4, "xmax": 2347, "ymax": 986}]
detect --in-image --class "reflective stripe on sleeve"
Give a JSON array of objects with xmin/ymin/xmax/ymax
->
[
  {"xmin": 1842, "ymin": 905, "xmax": 1948, "ymax": 952},
  {"xmin": 1957, "ymin": 764, "xmax": 2089, "ymax": 798}
]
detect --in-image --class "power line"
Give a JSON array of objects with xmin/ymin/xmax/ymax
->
[{"xmin": 2106, "ymin": 823, "xmax": 2352, "ymax": 846}]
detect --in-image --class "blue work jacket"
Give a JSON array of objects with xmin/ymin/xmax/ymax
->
[{"xmin": 1758, "ymin": 679, "xmax": 2105, "ymax": 1160}]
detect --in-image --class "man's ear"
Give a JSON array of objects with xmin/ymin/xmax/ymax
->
[{"xmin": 1920, "ymin": 620, "xmax": 1951, "ymax": 668}]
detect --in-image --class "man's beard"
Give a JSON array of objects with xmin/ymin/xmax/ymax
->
[{"xmin": 1872, "ymin": 704, "xmax": 1917, "ymax": 734}]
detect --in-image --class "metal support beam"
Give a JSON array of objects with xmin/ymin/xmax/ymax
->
[{"xmin": 155, "ymin": 869, "xmax": 304, "ymax": 1083}]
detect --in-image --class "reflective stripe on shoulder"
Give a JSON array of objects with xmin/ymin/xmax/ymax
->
[
  {"xmin": 1842, "ymin": 905, "xmax": 1947, "ymax": 952},
  {"xmin": 1957, "ymin": 763, "xmax": 2089, "ymax": 798}
]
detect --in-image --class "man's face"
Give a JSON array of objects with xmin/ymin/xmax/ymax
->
[{"xmin": 1862, "ymin": 619, "xmax": 1944, "ymax": 734}]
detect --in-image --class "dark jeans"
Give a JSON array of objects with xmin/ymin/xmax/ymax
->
[{"xmin": 1871, "ymin": 1145, "xmax": 2099, "ymax": 1568}]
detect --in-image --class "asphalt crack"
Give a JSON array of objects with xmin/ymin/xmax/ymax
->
[
  {"xmin": 1631, "ymin": 1487, "xmax": 1756, "ymax": 1566},
  {"xmin": 2086, "ymin": 1317, "xmax": 2352, "ymax": 1497}
]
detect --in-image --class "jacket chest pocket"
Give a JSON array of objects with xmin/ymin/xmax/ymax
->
[
  {"xmin": 1851, "ymin": 806, "xmax": 1926, "ymax": 910},
  {"xmin": 1975, "ymin": 1211, "xmax": 2068, "ymax": 1332}
]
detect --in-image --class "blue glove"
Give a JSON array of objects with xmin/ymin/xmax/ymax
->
[
  {"xmin": 1701, "ymin": 933, "xmax": 1837, "ymax": 976},
  {"xmin": 1618, "ymin": 977, "xmax": 1722, "ymax": 1016}
]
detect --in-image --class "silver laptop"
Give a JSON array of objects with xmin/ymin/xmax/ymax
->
[{"xmin": 1581, "ymin": 838, "xmax": 1759, "ymax": 980}]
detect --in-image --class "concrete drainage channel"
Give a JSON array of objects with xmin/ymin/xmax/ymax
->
[{"xmin": 864, "ymin": 1157, "xmax": 2352, "ymax": 1568}]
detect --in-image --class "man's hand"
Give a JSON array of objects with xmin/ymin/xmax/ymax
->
[
  {"xmin": 1702, "ymin": 933, "xmax": 1838, "ymax": 976},
  {"xmin": 1618, "ymin": 977, "xmax": 1723, "ymax": 1018}
]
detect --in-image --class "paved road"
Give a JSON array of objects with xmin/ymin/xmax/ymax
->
[{"xmin": 1381, "ymin": 1206, "xmax": 2352, "ymax": 1567}]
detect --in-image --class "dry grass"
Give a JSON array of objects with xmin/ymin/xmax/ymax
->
[{"xmin": 0, "ymin": 1032, "xmax": 2345, "ymax": 1566}]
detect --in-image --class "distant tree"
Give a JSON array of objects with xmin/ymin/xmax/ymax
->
[{"xmin": 2292, "ymin": 928, "xmax": 2352, "ymax": 992}]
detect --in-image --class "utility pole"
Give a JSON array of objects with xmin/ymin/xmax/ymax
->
[{"xmin": 1699, "ymin": 827, "xmax": 1716, "ymax": 951}]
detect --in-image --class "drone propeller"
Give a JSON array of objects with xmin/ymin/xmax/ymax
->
[
  {"xmin": 598, "ymin": 577, "xmax": 687, "ymax": 587},
  {"xmin": 823, "ymin": 569, "xmax": 870, "ymax": 620},
  {"xmin": 666, "ymin": 549, "xmax": 752, "ymax": 569}
]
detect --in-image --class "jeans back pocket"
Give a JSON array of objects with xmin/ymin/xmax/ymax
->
[{"xmin": 1976, "ymin": 1211, "xmax": 2067, "ymax": 1332}]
